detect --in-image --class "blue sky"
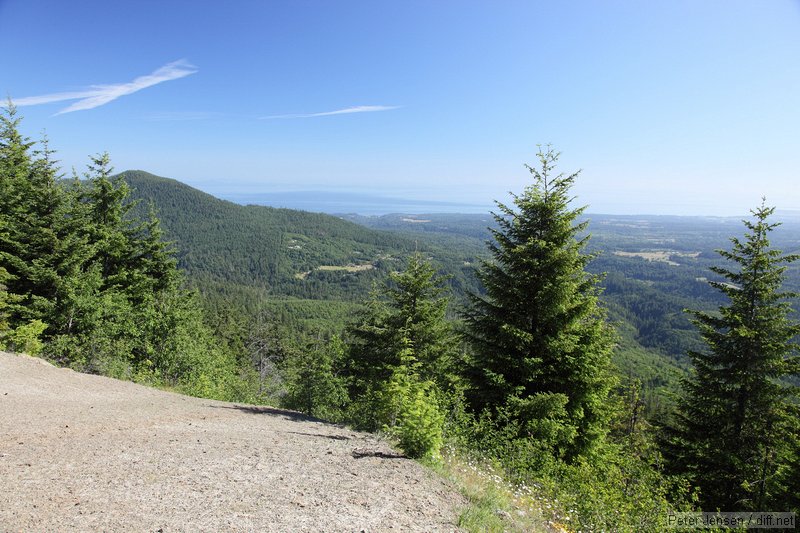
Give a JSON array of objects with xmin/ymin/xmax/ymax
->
[{"xmin": 1, "ymin": 0, "xmax": 798, "ymax": 215}]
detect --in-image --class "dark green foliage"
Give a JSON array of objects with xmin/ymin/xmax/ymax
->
[
  {"xmin": 121, "ymin": 170, "xmax": 484, "ymax": 331},
  {"xmin": 351, "ymin": 211, "xmax": 800, "ymax": 419},
  {"xmin": 281, "ymin": 335, "xmax": 348, "ymax": 421},
  {"xmin": 0, "ymin": 259, "xmax": 18, "ymax": 347},
  {"xmin": 665, "ymin": 203, "xmax": 800, "ymax": 511},
  {"xmin": 116, "ymin": 168, "xmax": 800, "ymax": 422},
  {"xmin": 0, "ymin": 108, "xmax": 247, "ymax": 401},
  {"xmin": 121, "ymin": 170, "xmax": 419, "ymax": 299},
  {"xmin": 0, "ymin": 105, "xmax": 77, "ymax": 330},
  {"xmin": 344, "ymin": 252, "xmax": 458, "ymax": 431},
  {"xmin": 79, "ymin": 157, "xmax": 179, "ymax": 300},
  {"xmin": 125, "ymin": 167, "xmax": 786, "ymax": 423},
  {"xmin": 446, "ymin": 382, "xmax": 692, "ymax": 531},
  {"xmin": 244, "ymin": 310, "xmax": 292, "ymax": 402},
  {"xmin": 47, "ymin": 154, "xmax": 196, "ymax": 382},
  {"xmin": 463, "ymin": 147, "xmax": 615, "ymax": 460},
  {"xmin": 600, "ymin": 270, "xmax": 707, "ymax": 360},
  {"xmin": 122, "ymin": 171, "xmax": 692, "ymax": 422},
  {"xmin": 6, "ymin": 101, "xmax": 800, "ymax": 523}
]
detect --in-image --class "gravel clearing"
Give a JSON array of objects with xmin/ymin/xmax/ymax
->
[{"xmin": 0, "ymin": 352, "xmax": 465, "ymax": 531}]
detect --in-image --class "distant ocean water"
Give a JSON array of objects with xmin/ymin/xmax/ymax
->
[{"xmin": 218, "ymin": 191, "xmax": 493, "ymax": 216}]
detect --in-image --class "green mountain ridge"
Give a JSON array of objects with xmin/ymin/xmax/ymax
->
[
  {"xmin": 121, "ymin": 170, "xmax": 799, "ymax": 416},
  {"xmin": 118, "ymin": 171, "xmax": 688, "ymax": 404},
  {"xmin": 120, "ymin": 170, "xmax": 483, "ymax": 333},
  {"xmin": 123, "ymin": 170, "xmax": 418, "ymax": 294}
]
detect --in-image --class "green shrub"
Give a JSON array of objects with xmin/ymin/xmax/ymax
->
[
  {"xmin": 8, "ymin": 319, "xmax": 47, "ymax": 355},
  {"xmin": 443, "ymin": 390, "xmax": 694, "ymax": 532},
  {"xmin": 381, "ymin": 346, "xmax": 445, "ymax": 459}
]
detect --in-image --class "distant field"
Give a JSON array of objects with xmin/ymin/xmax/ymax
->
[
  {"xmin": 295, "ymin": 263, "xmax": 375, "ymax": 280},
  {"xmin": 317, "ymin": 264, "xmax": 375, "ymax": 272},
  {"xmin": 613, "ymin": 250, "xmax": 701, "ymax": 266}
]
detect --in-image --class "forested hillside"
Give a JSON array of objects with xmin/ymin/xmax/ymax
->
[
  {"xmin": 122, "ymin": 172, "xmax": 698, "ymax": 412},
  {"xmin": 124, "ymin": 166, "xmax": 800, "ymax": 424},
  {"xmin": 124, "ymin": 170, "xmax": 800, "ymax": 418},
  {"xmin": 347, "ymin": 211, "xmax": 800, "ymax": 413},
  {"xmin": 4, "ymin": 110, "xmax": 797, "ymax": 530},
  {"xmin": 122, "ymin": 170, "xmax": 484, "ymax": 332},
  {"xmin": 123, "ymin": 170, "xmax": 411, "ymax": 296}
]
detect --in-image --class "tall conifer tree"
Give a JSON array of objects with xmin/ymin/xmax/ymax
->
[
  {"xmin": 0, "ymin": 104, "xmax": 80, "ymax": 328},
  {"xmin": 346, "ymin": 254, "xmax": 456, "ymax": 389},
  {"xmin": 667, "ymin": 203, "xmax": 800, "ymax": 511},
  {"xmin": 463, "ymin": 146, "xmax": 614, "ymax": 460},
  {"xmin": 0, "ymin": 263, "xmax": 13, "ymax": 346},
  {"xmin": 345, "ymin": 252, "xmax": 456, "ymax": 430},
  {"xmin": 0, "ymin": 107, "xmax": 243, "ymax": 399}
]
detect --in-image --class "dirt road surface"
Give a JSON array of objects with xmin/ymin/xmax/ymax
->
[{"xmin": 0, "ymin": 352, "xmax": 465, "ymax": 531}]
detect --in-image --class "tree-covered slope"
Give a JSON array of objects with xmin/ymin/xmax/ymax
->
[
  {"xmin": 346, "ymin": 210, "xmax": 800, "ymax": 416},
  {"xmin": 118, "ymin": 171, "xmax": 692, "ymax": 405},
  {"xmin": 121, "ymin": 170, "xmax": 800, "ymax": 418},
  {"xmin": 121, "ymin": 171, "xmax": 482, "ymax": 311}
]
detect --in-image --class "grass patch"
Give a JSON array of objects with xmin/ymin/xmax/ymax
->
[
  {"xmin": 612, "ymin": 250, "xmax": 700, "ymax": 266},
  {"xmin": 428, "ymin": 446, "xmax": 567, "ymax": 533},
  {"xmin": 296, "ymin": 263, "xmax": 375, "ymax": 279},
  {"xmin": 316, "ymin": 263, "xmax": 375, "ymax": 272}
]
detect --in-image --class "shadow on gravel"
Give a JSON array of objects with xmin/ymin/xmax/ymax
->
[
  {"xmin": 286, "ymin": 431, "xmax": 352, "ymax": 441},
  {"xmin": 351, "ymin": 448, "xmax": 406, "ymax": 460},
  {"xmin": 212, "ymin": 404, "xmax": 324, "ymax": 423}
]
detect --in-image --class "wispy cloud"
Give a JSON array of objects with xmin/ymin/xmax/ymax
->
[
  {"xmin": 261, "ymin": 105, "xmax": 399, "ymax": 119},
  {"xmin": 6, "ymin": 60, "xmax": 197, "ymax": 115}
]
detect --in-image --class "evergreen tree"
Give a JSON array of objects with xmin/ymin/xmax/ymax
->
[
  {"xmin": 127, "ymin": 203, "xmax": 179, "ymax": 299},
  {"xmin": 380, "ymin": 334, "xmax": 445, "ymax": 459},
  {"xmin": 0, "ymin": 107, "xmax": 251, "ymax": 401},
  {"xmin": 463, "ymin": 146, "xmax": 615, "ymax": 460},
  {"xmin": 666, "ymin": 203, "xmax": 800, "ymax": 511},
  {"xmin": 282, "ymin": 335, "xmax": 348, "ymax": 421},
  {"xmin": 82, "ymin": 153, "xmax": 137, "ymax": 285},
  {"xmin": 384, "ymin": 254, "xmax": 458, "ymax": 388},
  {"xmin": 0, "ymin": 104, "xmax": 83, "ymax": 332},
  {"xmin": 0, "ymin": 263, "xmax": 13, "ymax": 347},
  {"xmin": 245, "ymin": 310, "xmax": 291, "ymax": 401},
  {"xmin": 144, "ymin": 286, "xmax": 240, "ymax": 400},
  {"xmin": 344, "ymin": 252, "xmax": 457, "ymax": 429},
  {"xmin": 346, "ymin": 253, "xmax": 456, "ymax": 388}
]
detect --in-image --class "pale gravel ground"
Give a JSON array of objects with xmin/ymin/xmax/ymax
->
[{"xmin": 0, "ymin": 352, "xmax": 465, "ymax": 532}]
